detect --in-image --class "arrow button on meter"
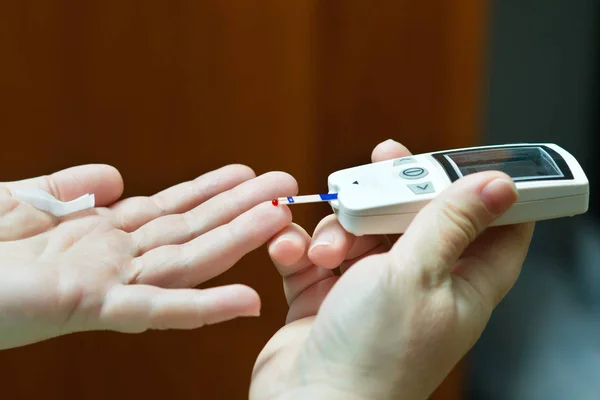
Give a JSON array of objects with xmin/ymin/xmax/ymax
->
[{"xmin": 408, "ymin": 182, "xmax": 435, "ymax": 195}]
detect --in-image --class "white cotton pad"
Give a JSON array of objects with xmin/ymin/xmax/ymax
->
[{"xmin": 12, "ymin": 188, "xmax": 95, "ymax": 217}]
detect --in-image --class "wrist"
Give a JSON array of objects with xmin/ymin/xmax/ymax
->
[{"xmin": 286, "ymin": 351, "xmax": 409, "ymax": 400}]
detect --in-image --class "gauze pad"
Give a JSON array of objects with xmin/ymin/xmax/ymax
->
[{"xmin": 12, "ymin": 188, "xmax": 95, "ymax": 217}]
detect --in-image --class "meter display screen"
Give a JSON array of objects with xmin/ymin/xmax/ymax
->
[{"xmin": 432, "ymin": 146, "xmax": 573, "ymax": 182}]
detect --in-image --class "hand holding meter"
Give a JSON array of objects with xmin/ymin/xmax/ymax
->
[{"xmin": 274, "ymin": 143, "xmax": 589, "ymax": 235}]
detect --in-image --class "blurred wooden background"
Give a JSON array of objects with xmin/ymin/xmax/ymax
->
[{"xmin": 0, "ymin": 1, "xmax": 487, "ymax": 398}]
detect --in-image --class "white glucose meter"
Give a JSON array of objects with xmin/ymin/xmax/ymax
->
[{"xmin": 325, "ymin": 143, "xmax": 589, "ymax": 235}]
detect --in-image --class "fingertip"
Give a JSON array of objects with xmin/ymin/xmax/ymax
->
[
  {"xmin": 371, "ymin": 139, "xmax": 412, "ymax": 163},
  {"xmin": 307, "ymin": 244, "xmax": 342, "ymax": 269},
  {"xmin": 260, "ymin": 199, "xmax": 293, "ymax": 222},
  {"xmin": 65, "ymin": 164, "xmax": 125, "ymax": 206},
  {"xmin": 278, "ymin": 202, "xmax": 293, "ymax": 224},
  {"xmin": 241, "ymin": 201, "xmax": 294, "ymax": 248},
  {"xmin": 268, "ymin": 223, "xmax": 310, "ymax": 267},
  {"xmin": 264, "ymin": 171, "xmax": 299, "ymax": 197},
  {"xmin": 269, "ymin": 236, "xmax": 306, "ymax": 267},
  {"xmin": 100, "ymin": 164, "xmax": 125, "ymax": 197},
  {"xmin": 223, "ymin": 164, "xmax": 257, "ymax": 180},
  {"xmin": 481, "ymin": 176, "xmax": 519, "ymax": 215},
  {"xmin": 448, "ymin": 171, "xmax": 518, "ymax": 215},
  {"xmin": 307, "ymin": 232, "xmax": 345, "ymax": 270},
  {"xmin": 226, "ymin": 284, "xmax": 261, "ymax": 317},
  {"xmin": 204, "ymin": 284, "xmax": 261, "ymax": 319},
  {"xmin": 308, "ymin": 215, "xmax": 354, "ymax": 269}
]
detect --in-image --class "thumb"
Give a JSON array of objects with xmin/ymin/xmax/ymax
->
[{"xmin": 391, "ymin": 171, "xmax": 519, "ymax": 286}]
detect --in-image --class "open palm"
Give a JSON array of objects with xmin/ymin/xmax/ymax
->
[{"xmin": 0, "ymin": 163, "xmax": 297, "ymax": 350}]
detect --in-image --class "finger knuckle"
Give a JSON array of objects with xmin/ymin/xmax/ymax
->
[
  {"xmin": 439, "ymin": 201, "xmax": 480, "ymax": 247},
  {"xmin": 230, "ymin": 164, "xmax": 256, "ymax": 180},
  {"xmin": 125, "ymin": 260, "xmax": 143, "ymax": 285},
  {"xmin": 43, "ymin": 174, "xmax": 62, "ymax": 200},
  {"xmin": 178, "ymin": 214, "xmax": 195, "ymax": 241},
  {"xmin": 151, "ymin": 197, "xmax": 167, "ymax": 218},
  {"xmin": 377, "ymin": 253, "xmax": 409, "ymax": 295}
]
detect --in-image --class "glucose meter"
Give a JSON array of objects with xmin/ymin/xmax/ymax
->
[{"xmin": 274, "ymin": 143, "xmax": 589, "ymax": 236}]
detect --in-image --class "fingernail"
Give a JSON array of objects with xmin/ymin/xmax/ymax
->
[
  {"xmin": 384, "ymin": 138, "xmax": 399, "ymax": 144},
  {"xmin": 481, "ymin": 178, "xmax": 518, "ymax": 214},
  {"xmin": 272, "ymin": 235, "xmax": 292, "ymax": 249},
  {"xmin": 310, "ymin": 230, "xmax": 335, "ymax": 249}
]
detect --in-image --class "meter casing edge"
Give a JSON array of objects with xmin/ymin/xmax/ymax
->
[{"xmin": 327, "ymin": 143, "xmax": 589, "ymax": 236}]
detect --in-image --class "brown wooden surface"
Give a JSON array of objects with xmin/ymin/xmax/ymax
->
[{"xmin": 0, "ymin": 1, "xmax": 487, "ymax": 399}]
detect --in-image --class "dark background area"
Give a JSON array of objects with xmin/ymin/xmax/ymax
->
[{"xmin": 469, "ymin": 1, "xmax": 600, "ymax": 399}]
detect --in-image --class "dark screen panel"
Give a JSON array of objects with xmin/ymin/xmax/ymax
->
[{"xmin": 432, "ymin": 145, "xmax": 574, "ymax": 182}]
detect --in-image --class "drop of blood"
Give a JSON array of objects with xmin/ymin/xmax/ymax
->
[{"xmin": 272, "ymin": 199, "xmax": 279, "ymax": 206}]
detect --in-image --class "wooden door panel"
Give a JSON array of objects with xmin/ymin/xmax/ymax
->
[{"xmin": 313, "ymin": 3, "xmax": 487, "ymax": 399}]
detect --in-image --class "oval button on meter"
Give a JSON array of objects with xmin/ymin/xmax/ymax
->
[{"xmin": 401, "ymin": 167, "xmax": 428, "ymax": 180}]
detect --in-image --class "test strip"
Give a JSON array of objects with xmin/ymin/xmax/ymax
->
[{"xmin": 272, "ymin": 193, "xmax": 337, "ymax": 206}]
